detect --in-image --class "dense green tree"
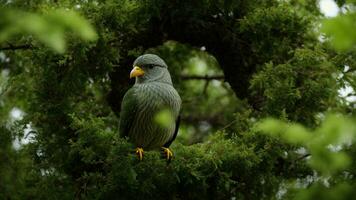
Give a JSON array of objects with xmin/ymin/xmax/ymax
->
[{"xmin": 0, "ymin": 0, "xmax": 355, "ymax": 199}]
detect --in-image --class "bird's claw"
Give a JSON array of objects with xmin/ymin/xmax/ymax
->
[
  {"xmin": 161, "ymin": 147, "xmax": 173, "ymax": 162},
  {"xmin": 135, "ymin": 147, "xmax": 144, "ymax": 161}
]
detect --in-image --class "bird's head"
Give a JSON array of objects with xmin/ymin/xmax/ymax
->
[{"xmin": 130, "ymin": 54, "xmax": 172, "ymax": 84}]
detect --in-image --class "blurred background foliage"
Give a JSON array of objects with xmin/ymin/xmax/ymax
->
[{"xmin": 0, "ymin": 0, "xmax": 355, "ymax": 199}]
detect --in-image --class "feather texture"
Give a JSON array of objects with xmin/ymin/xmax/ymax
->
[
  {"xmin": 119, "ymin": 54, "xmax": 181, "ymax": 150},
  {"xmin": 120, "ymin": 82, "xmax": 181, "ymax": 150}
]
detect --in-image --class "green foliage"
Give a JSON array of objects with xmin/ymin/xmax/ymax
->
[
  {"xmin": 322, "ymin": 13, "xmax": 356, "ymax": 51},
  {"xmin": 0, "ymin": 0, "xmax": 355, "ymax": 199},
  {"xmin": 258, "ymin": 114, "xmax": 356, "ymax": 199},
  {"xmin": 321, "ymin": 1, "xmax": 356, "ymax": 51},
  {"xmin": 239, "ymin": 3, "xmax": 313, "ymax": 63},
  {"xmin": 258, "ymin": 115, "xmax": 355, "ymax": 175},
  {"xmin": 103, "ymin": 133, "xmax": 281, "ymax": 199},
  {"xmin": 0, "ymin": 8, "xmax": 97, "ymax": 53},
  {"xmin": 250, "ymin": 48, "xmax": 337, "ymax": 125},
  {"xmin": 292, "ymin": 182, "xmax": 356, "ymax": 200}
]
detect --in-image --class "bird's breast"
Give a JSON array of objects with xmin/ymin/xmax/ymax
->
[
  {"xmin": 129, "ymin": 83, "xmax": 181, "ymax": 149},
  {"xmin": 136, "ymin": 83, "xmax": 181, "ymax": 113}
]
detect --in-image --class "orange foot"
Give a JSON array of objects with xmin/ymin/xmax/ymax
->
[
  {"xmin": 135, "ymin": 147, "xmax": 144, "ymax": 161},
  {"xmin": 161, "ymin": 147, "xmax": 173, "ymax": 162}
]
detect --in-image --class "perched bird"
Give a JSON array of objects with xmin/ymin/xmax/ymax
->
[{"xmin": 119, "ymin": 54, "xmax": 181, "ymax": 161}]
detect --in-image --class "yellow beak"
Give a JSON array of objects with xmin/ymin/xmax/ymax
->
[{"xmin": 130, "ymin": 66, "xmax": 145, "ymax": 78}]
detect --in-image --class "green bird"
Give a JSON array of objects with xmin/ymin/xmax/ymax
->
[{"xmin": 119, "ymin": 54, "xmax": 181, "ymax": 161}]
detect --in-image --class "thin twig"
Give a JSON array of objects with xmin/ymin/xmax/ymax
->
[
  {"xmin": 180, "ymin": 74, "xmax": 225, "ymax": 80},
  {"xmin": 296, "ymin": 153, "xmax": 311, "ymax": 161},
  {"xmin": 0, "ymin": 44, "xmax": 32, "ymax": 51},
  {"xmin": 217, "ymin": 119, "xmax": 239, "ymax": 132}
]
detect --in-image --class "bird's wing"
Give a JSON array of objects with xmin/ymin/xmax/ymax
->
[
  {"xmin": 163, "ymin": 115, "xmax": 180, "ymax": 148},
  {"xmin": 119, "ymin": 88, "xmax": 138, "ymax": 138}
]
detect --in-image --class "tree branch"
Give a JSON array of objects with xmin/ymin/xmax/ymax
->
[
  {"xmin": 0, "ymin": 44, "xmax": 33, "ymax": 51},
  {"xmin": 181, "ymin": 114, "xmax": 226, "ymax": 127},
  {"xmin": 296, "ymin": 153, "xmax": 311, "ymax": 161},
  {"xmin": 180, "ymin": 74, "xmax": 225, "ymax": 81}
]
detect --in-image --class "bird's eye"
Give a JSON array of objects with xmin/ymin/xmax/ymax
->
[{"xmin": 148, "ymin": 64, "xmax": 155, "ymax": 69}]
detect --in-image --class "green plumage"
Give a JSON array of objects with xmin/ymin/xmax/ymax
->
[{"xmin": 119, "ymin": 54, "xmax": 181, "ymax": 150}]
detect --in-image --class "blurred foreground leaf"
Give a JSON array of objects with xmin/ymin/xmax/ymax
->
[
  {"xmin": 0, "ymin": 8, "xmax": 97, "ymax": 53},
  {"xmin": 322, "ymin": 13, "xmax": 356, "ymax": 51},
  {"xmin": 257, "ymin": 115, "xmax": 356, "ymax": 175},
  {"xmin": 154, "ymin": 109, "xmax": 175, "ymax": 129},
  {"xmin": 321, "ymin": 0, "xmax": 356, "ymax": 51}
]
